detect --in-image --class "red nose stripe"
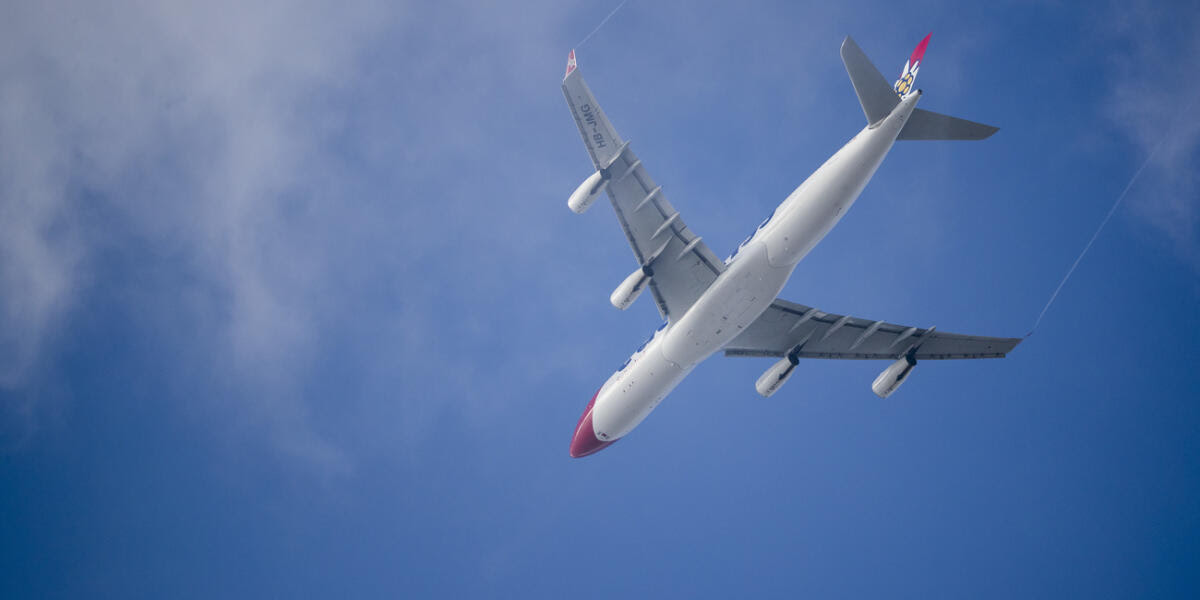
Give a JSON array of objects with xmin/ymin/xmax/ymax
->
[{"xmin": 569, "ymin": 390, "xmax": 615, "ymax": 458}]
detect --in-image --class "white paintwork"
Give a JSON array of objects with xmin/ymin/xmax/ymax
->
[
  {"xmin": 755, "ymin": 355, "xmax": 798, "ymax": 398},
  {"xmin": 592, "ymin": 337, "xmax": 691, "ymax": 440},
  {"xmin": 567, "ymin": 170, "xmax": 606, "ymax": 214},
  {"xmin": 610, "ymin": 268, "xmax": 649, "ymax": 310},
  {"xmin": 588, "ymin": 93, "xmax": 921, "ymax": 442},
  {"xmin": 872, "ymin": 355, "xmax": 917, "ymax": 398}
]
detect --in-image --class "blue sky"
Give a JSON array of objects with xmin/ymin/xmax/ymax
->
[{"xmin": 2, "ymin": 0, "xmax": 1199, "ymax": 597}]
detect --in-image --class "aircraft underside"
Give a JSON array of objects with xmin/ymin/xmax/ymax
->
[{"xmin": 562, "ymin": 36, "xmax": 1018, "ymax": 458}]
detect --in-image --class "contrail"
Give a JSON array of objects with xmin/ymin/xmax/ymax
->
[
  {"xmin": 1026, "ymin": 96, "xmax": 1195, "ymax": 338},
  {"xmin": 576, "ymin": 0, "xmax": 631, "ymax": 49}
]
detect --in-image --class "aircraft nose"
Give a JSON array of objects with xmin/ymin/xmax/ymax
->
[{"xmin": 569, "ymin": 390, "xmax": 615, "ymax": 458}]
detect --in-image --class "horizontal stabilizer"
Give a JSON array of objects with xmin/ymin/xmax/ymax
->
[
  {"xmin": 899, "ymin": 108, "xmax": 998, "ymax": 140},
  {"xmin": 841, "ymin": 36, "xmax": 899, "ymax": 126}
]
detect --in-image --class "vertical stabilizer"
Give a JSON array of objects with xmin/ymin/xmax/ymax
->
[{"xmin": 893, "ymin": 33, "xmax": 930, "ymax": 99}]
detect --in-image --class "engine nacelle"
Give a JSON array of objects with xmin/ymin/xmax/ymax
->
[
  {"xmin": 568, "ymin": 170, "xmax": 609, "ymax": 214},
  {"xmin": 610, "ymin": 267, "xmax": 651, "ymax": 310},
  {"xmin": 755, "ymin": 354, "xmax": 799, "ymax": 398},
  {"xmin": 872, "ymin": 354, "xmax": 917, "ymax": 398}
]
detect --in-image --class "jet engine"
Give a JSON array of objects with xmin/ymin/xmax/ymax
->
[
  {"xmin": 755, "ymin": 353, "xmax": 799, "ymax": 398},
  {"xmin": 610, "ymin": 267, "xmax": 651, "ymax": 310},
  {"xmin": 568, "ymin": 170, "xmax": 609, "ymax": 214},
  {"xmin": 871, "ymin": 354, "xmax": 917, "ymax": 398}
]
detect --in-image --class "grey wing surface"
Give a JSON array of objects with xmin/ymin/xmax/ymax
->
[
  {"xmin": 563, "ymin": 61, "xmax": 725, "ymax": 321},
  {"xmin": 725, "ymin": 298, "xmax": 1021, "ymax": 360}
]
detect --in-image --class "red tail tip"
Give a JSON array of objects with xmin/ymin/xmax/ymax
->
[{"xmin": 910, "ymin": 33, "xmax": 931, "ymax": 66}]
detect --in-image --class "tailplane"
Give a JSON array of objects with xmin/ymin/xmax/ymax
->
[
  {"xmin": 841, "ymin": 33, "xmax": 998, "ymax": 140},
  {"xmin": 899, "ymin": 108, "xmax": 998, "ymax": 140},
  {"xmin": 841, "ymin": 36, "xmax": 897, "ymax": 126}
]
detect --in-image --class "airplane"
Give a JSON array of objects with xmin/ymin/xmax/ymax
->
[{"xmin": 562, "ymin": 34, "xmax": 1020, "ymax": 458}]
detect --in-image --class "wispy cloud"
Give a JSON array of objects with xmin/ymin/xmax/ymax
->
[
  {"xmin": 1098, "ymin": 0, "xmax": 1200, "ymax": 268},
  {"xmin": 0, "ymin": 0, "xmax": 598, "ymax": 470},
  {"xmin": 0, "ymin": 1, "xmax": 395, "ymax": 469}
]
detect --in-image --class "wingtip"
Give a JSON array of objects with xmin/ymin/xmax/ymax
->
[
  {"xmin": 565, "ymin": 49, "xmax": 578, "ymax": 79},
  {"xmin": 840, "ymin": 35, "xmax": 860, "ymax": 59}
]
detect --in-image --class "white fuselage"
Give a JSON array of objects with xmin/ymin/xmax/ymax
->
[{"xmin": 589, "ymin": 93, "xmax": 920, "ymax": 442}]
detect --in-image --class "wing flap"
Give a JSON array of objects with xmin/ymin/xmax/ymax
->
[
  {"xmin": 604, "ymin": 148, "xmax": 725, "ymax": 319},
  {"xmin": 724, "ymin": 298, "xmax": 1021, "ymax": 360}
]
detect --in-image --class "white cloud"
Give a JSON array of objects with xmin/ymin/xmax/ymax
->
[
  {"xmin": 0, "ymin": 1, "xmax": 394, "ymax": 467},
  {"xmin": 1099, "ymin": 0, "xmax": 1200, "ymax": 267},
  {"xmin": 0, "ymin": 51, "xmax": 85, "ymax": 388},
  {"xmin": 0, "ymin": 0, "xmax": 605, "ymax": 469}
]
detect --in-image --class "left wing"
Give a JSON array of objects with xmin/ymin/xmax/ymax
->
[
  {"xmin": 725, "ymin": 298, "xmax": 1021, "ymax": 360},
  {"xmin": 562, "ymin": 51, "xmax": 726, "ymax": 321}
]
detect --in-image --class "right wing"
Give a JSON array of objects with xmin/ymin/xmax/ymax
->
[
  {"xmin": 725, "ymin": 298, "xmax": 1021, "ymax": 360},
  {"xmin": 562, "ymin": 51, "xmax": 726, "ymax": 321}
]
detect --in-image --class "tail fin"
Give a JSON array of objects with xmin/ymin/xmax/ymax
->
[
  {"xmin": 842, "ymin": 33, "xmax": 999, "ymax": 140},
  {"xmin": 841, "ymin": 36, "xmax": 897, "ymax": 125},
  {"xmin": 893, "ymin": 33, "xmax": 930, "ymax": 99}
]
